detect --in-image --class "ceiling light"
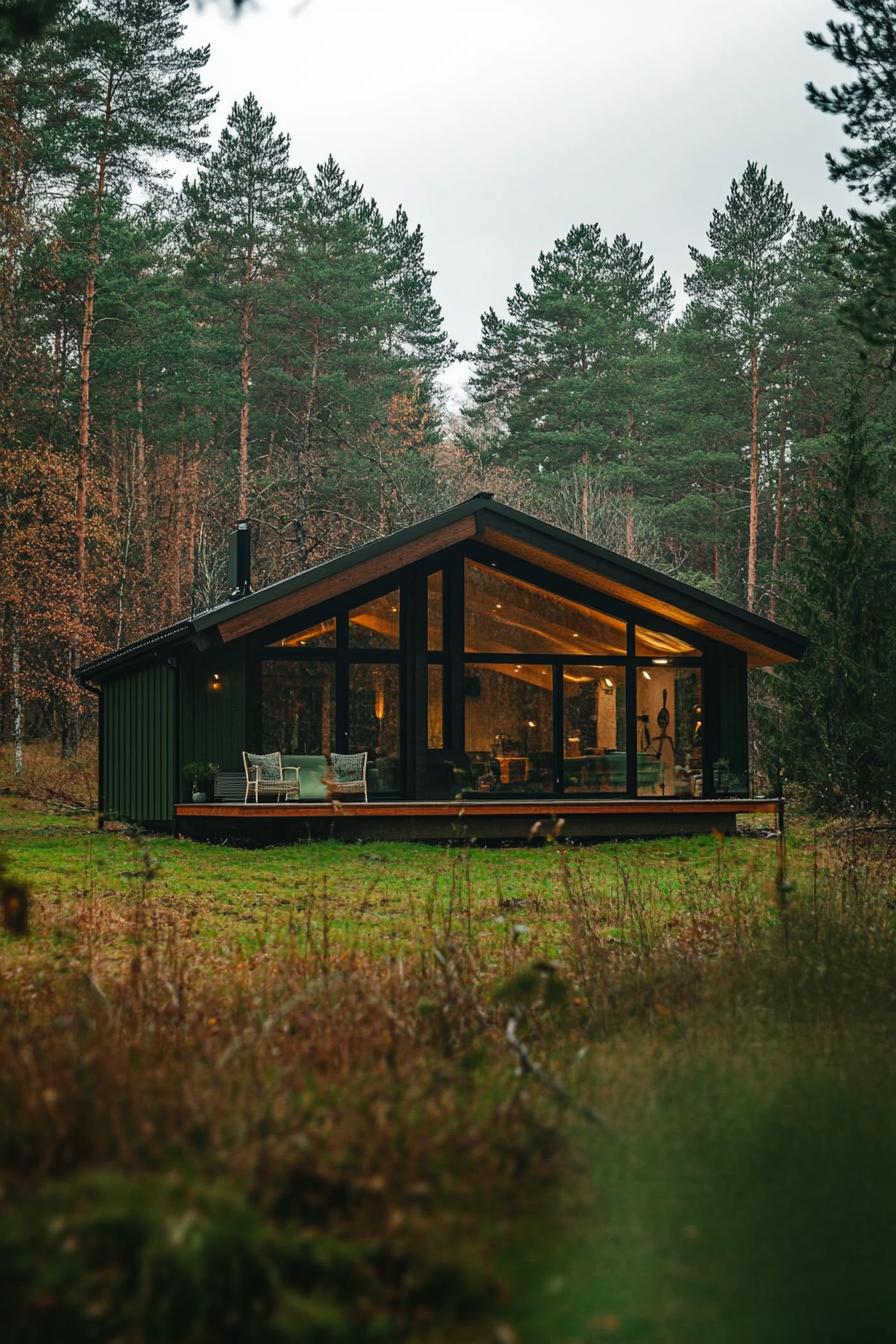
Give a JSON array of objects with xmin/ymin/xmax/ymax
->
[
  {"xmin": 641, "ymin": 670, "xmax": 651, "ymax": 680},
  {"xmin": 652, "ymin": 658, "xmax": 669, "ymax": 665}
]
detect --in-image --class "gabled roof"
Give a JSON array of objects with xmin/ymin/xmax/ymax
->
[{"xmin": 77, "ymin": 494, "xmax": 806, "ymax": 680}]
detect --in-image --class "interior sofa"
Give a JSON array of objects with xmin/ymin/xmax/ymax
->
[{"xmin": 281, "ymin": 754, "xmax": 329, "ymax": 801}]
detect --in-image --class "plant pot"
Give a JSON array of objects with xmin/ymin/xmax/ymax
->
[{"xmin": 192, "ymin": 790, "xmax": 207, "ymax": 803}]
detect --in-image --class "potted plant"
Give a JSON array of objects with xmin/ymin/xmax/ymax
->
[{"xmin": 184, "ymin": 761, "xmax": 219, "ymax": 803}]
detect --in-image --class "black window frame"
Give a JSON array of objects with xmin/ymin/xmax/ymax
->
[{"xmin": 247, "ymin": 544, "xmax": 712, "ymax": 802}]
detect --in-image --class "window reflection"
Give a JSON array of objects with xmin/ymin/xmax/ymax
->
[
  {"xmin": 563, "ymin": 666, "xmax": 627, "ymax": 793},
  {"xmin": 427, "ymin": 664, "xmax": 444, "ymax": 749},
  {"xmin": 349, "ymin": 590, "xmax": 400, "ymax": 648},
  {"xmin": 635, "ymin": 626, "xmax": 699, "ymax": 656},
  {"xmin": 348, "ymin": 663, "xmax": 401, "ymax": 793},
  {"xmin": 636, "ymin": 666, "xmax": 702, "ymax": 796},
  {"xmin": 428, "ymin": 572, "xmax": 443, "ymax": 651},
  {"xmin": 268, "ymin": 617, "xmax": 336, "ymax": 648},
  {"xmin": 463, "ymin": 663, "xmax": 553, "ymax": 793},
  {"xmin": 261, "ymin": 661, "xmax": 335, "ymax": 755},
  {"xmin": 465, "ymin": 560, "xmax": 626, "ymax": 655}
]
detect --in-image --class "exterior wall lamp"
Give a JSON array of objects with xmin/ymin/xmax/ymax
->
[{"xmin": 210, "ymin": 672, "xmax": 223, "ymax": 693}]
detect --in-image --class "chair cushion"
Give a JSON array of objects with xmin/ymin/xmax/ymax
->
[
  {"xmin": 331, "ymin": 752, "xmax": 365, "ymax": 783},
  {"xmin": 246, "ymin": 751, "xmax": 281, "ymax": 780}
]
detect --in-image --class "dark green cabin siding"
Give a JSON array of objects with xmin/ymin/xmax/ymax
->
[
  {"xmin": 102, "ymin": 663, "xmax": 176, "ymax": 824},
  {"xmin": 178, "ymin": 642, "xmax": 247, "ymax": 799}
]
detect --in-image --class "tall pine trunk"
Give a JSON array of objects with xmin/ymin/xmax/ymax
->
[
  {"xmin": 747, "ymin": 344, "xmax": 760, "ymax": 611},
  {"xmin": 9, "ymin": 607, "xmax": 23, "ymax": 776},
  {"xmin": 69, "ymin": 73, "xmax": 114, "ymax": 756},
  {"xmin": 769, "ymin": 405, "xmax": 789, "ymax": 623},
  {"xmin": 134, "ymin": 369, "xmax": 149, "ymax": 574},
  {"xmin": 295, "ymin": 318, "xmax": 321, "ymax": 568},
  {"xmin": 238, "ymin": 242, "xmax": 254, "ymax": 518}
]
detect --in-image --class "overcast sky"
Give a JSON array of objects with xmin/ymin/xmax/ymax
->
[{"xmin": 185, "ymin": 0, "xmax": 854, "ymax": 395}]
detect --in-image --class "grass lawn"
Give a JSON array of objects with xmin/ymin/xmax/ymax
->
[
  {"xmin": 0, "ymin": 793, "xmax": 795, "ymax": 960},
  {"xmin": 2, "ymin": 787, "xmax": 895, "ymax": 1343}
]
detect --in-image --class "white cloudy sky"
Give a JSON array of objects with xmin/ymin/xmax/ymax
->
[{"xmin": 185, "ymin": 0, "xmax": 855, "ymax": 394}]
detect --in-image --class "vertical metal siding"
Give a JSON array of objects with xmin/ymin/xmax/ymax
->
[
  {"xmin": 177, "ymin": 643, "xmax": 247, "ymax": 800},
  {"xmin": 102, "ymin": 662, "xmax": 176, "ymax": 823}
]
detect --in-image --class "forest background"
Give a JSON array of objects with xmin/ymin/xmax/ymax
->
[{"xmin": 2, "ymin": 0, "xmax": 895, "ymax": 813}]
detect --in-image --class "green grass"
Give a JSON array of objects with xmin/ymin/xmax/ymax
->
[
  {"xmin": 0, "ymin": 794, "xmax": 793, "ymax": 959},
  {"xmin": 2, "ymin": 793, "xmax": 894, "ymax": 1343}
]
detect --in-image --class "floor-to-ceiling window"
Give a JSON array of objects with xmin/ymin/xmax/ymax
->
[
  {"xmin": 458, "ymin": 559, "xmax": 704, "ymax": 798},
  {"xmin": 258, "ymin": 587, "xmax": 403, "ymax": 797},
  {"xmin": 464, "ymin": 663, "xmax": 554, "ymax": 792},
  {"xmin": 563, "ymin": 665, "xmax": 627, "ymax": 793},
  {"xmin": 461, "ymin": 559, "xmax": 629, "ymax": 794},
  {"xmin": 256, "ymin": 557, "xmax": 706, "ymax": 802},
  {"xmin": 261, "ymin": 660, "xmax": 336, "ymax": 756},
  {"xmin": 636, "ymin": 663, "xmax": 703, "ymax": 797}
]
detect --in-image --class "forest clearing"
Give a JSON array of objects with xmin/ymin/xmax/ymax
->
[
  {"xmin": 4, "ymin": 0, "xmax": 896, "ymax": 1340},
  {"xmin": 3, "ymin": 760, "xmax": 896, "ymax": 1340}
]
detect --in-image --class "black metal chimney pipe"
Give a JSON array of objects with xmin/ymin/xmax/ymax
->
[{"xmin": 227, "ymin": 520, "xmax": 251, "ymax": 599}]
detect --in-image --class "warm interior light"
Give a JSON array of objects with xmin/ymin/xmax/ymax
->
[
  {"xmin": 652, "ymin": 658, "xmax": 669, "ymax": 665},
  {"xmin": 641, "ymin": 670, "xmax": 651, "ymax": 680},
  {"xmin": 527, "ymin": 720, "xmax": 537, "ymax": 728},
  {"xmin": 210, "ymin": 673, "xmax": 222, "ymax": 692},
  {"xmin": 603, "ymin": 677, "xmax": 613, "ymax": 688}
]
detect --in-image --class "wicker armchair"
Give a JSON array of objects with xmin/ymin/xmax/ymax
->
[
  {"xmin": 242, "ymin": 751, "xmax": 301, "ymax": 803},
  {"xmin": 325, "ymin": 751, "xmax": 368, "ymax": 802}
]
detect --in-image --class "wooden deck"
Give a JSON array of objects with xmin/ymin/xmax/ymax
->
[{"xmin": 173, "ymin": 796, "xmax": 782, "ymax": 843}]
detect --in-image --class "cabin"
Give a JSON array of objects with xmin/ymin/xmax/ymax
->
[{"xmin": 77, "ymin": 494, "xmax": 806, "ymax": 843}]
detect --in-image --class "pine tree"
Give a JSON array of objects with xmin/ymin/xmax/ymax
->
[
  {"xmin": 807, "ymin": 1, "xmax": 896, "ymax": 202},
  {"xmin": 807, "ymin": 2, "xmax": 896, "ymax": 351},
  {"xmin": 776, "ymin": 404, "xmax": 896, "ymax": 813},
  {"xmin": 685, "ymin": 163, "xmax": 794, "ymax": 610},
  {"xmin": 467, "ymin": 223, "xmax": 673, "ymax": 556},
  {"xmin": 183, "ymin": 94, "xmax": 302, "ymax": 518},
  {"xmin": 53, "ymin": 0, "xmax": 215, "ymax": 749},
  {"xmin": 264, "ymin": 157, "xmax": 451, "ymax": 564}
]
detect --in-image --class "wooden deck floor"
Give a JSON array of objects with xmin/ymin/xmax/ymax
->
[
  {"xmin": 176, "ymin": 797, "xmax": 779, "ymax": 820},
  {"xmin": 173, "ymin": 796, "xmax": 781, "ymax": 843}
]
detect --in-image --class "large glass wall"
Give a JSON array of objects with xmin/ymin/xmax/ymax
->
[
  {"xmin": 349, "ymin": 589, "xmax": 400, "ymax": 648},
  {"xmin": 463, "ymin": 663, "xmax": 553, "ymax": 793},
  {"xmin": 261, "ymin": 661, "xmax": 336, "ymax": 755},
  {"xmin": 256, "ymin": 560, "xmax": 709, "ymax": 802},
  {"xmin": 268, "ymin": 617, "xmax": 336, "ymax": 649},
  {"xmin": 348, "ymin": 663, "xmax": 401, "ymax": 794},
  {"xmin": 465, "ymin": 560, "xmax": 626, "ymax": 655},
  {"xmin": 636, "ymin": 665, "xmax": 702, "ymax": 796},
  {"xmin": 563, "ymin": 666, "xmax": 627, "ymax": 793}
]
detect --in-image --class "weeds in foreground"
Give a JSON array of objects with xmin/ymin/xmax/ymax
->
[{"xmin": 1, "ymin": 821, "xmax": 895, "ymax": 1341}]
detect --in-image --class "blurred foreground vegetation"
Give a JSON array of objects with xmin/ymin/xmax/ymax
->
[{"xmin": 1, "ymin": 789, "xmax": 895, "ymax": 1341}]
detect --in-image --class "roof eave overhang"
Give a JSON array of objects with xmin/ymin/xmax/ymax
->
[
  {"xmin": 79, "ymin": 495, "xmax": 807, "ymax": 673},
  {"xmin": 75, "ymin": 621, "xmax": 201, "ymax": 683},
  {"xmin": 475, "ymin": 506, "xmax": 807, "ymax": 666}
]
